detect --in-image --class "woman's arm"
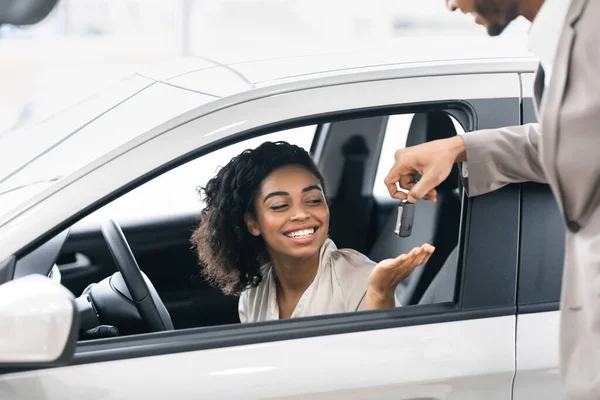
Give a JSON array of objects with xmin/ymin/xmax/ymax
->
[{"xmin": 365, "ymin": 244, "xmax": 435, "ymax": 310}]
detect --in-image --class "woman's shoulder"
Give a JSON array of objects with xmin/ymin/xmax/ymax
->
[
  {"xmin": 240, "ymin": 263, "xmax": 274, "ymax": 300},
  {"xmin": 321, "ymin": 239, "xmax": 376, "ymax": 282},
  {"xmin": 322, "ymin": 239, "xmax": 376, "ymax": 270},
  {"xmin": 334, "ymin": 248, "xmax": 375, "ymax": 265},
  {"xmin": 321, "ymin": 239, "xmax": 375, "ymax": 310}
]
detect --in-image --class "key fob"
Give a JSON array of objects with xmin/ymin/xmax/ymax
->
[{"xmin": 395, "ymin": 200, "xmax": 415, "ymax": 238}]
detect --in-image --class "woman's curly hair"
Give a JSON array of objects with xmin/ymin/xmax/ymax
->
[{"xmin": 191, "ymin": 141, "xmax": 326, "ymax": 296}]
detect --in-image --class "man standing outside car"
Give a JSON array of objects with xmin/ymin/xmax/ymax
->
[{"xmin": 385, "ymin": 0, "xmax": 599, "ymax": 399}]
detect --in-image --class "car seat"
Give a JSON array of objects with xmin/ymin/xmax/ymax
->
[{"xmin": 367, "ymin": 112, "xmax": 461, "ymax": 305}]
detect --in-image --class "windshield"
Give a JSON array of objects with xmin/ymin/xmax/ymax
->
[{"xmin": 0, "ymin": 74, "xmax": 216, "ymax": 223}]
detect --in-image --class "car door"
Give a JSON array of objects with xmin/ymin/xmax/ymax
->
[
  {"xmin": 512, "ymin": 73, "xmax": 564, "ymax": 400},
  {"xmin": 1, "ymin": 68, "xmax": 523, "ymax": 399}
]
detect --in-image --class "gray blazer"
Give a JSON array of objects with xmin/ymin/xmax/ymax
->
[{"xmin": 460, "ymin": 0, "xmax": 600, "ymax": 398}]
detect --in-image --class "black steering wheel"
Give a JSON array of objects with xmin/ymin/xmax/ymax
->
[{"xmin": 100, "ymin": 219, "xmax": 174, "ymax": 332}]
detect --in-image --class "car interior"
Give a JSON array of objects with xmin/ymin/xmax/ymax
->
[{"xmin": 12, "ymin": 107, "xmax": 467, "ymax": 341}]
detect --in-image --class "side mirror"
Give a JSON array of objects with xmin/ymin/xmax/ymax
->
[
  {"xmin": 0, "ymin": 0, "xmax": 59, "ymax": 26},
  {"xmin": 0, "ymin": 274, "xmax": 78, "ymax": 368}
]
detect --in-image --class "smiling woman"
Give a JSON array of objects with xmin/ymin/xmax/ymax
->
[{"xmin": 191, "ymin": 141, "xmax": 434, "ymax": 323}]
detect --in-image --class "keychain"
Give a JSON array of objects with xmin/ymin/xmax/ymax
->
[{"xmin": 394, "ymin": 199, "xmax": 415, "ymax": 238}]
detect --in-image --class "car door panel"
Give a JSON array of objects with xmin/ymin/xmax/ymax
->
[
  {"xmin": 513, "ymin": 311, "xmax": 561, "ymax": 400},
  {"xmin": 0, "ymin": 317, "xmax": 515, "ymax": 400}
]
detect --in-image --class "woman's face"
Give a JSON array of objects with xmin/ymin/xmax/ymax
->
[{"xmin": 246, "ymin": 165, "xmax": 329, "ymax": 261}]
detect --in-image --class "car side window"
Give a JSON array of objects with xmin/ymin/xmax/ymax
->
[
  {"xmin": 368, "ymin": 112, "xmax": 465, "ymax": 306},
  {"xmin": 56, "ymin": 108, "xmax": 471, "ymax": 340},
  {"xmin": 76, "ymin": 125, "xmax": 317, "ymax": 225},
  {"xmin": 373, "ymin": 113, "xmax": 465, "ymax": 201}
]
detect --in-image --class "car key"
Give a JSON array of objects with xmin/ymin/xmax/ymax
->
[{"xmin": 395, "ymin": 199, "xmax": 415, "ymax": 237}]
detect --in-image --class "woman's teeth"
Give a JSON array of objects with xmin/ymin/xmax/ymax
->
[{"xmin": 285, "ymin": 228, "xmax": 316, "ymax": 238}]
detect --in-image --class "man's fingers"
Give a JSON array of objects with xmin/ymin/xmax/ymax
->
[
  {"xmin": 391, "ymin": 187, "xmax": 436, "ymax": 202},
  {"xmin": 388, "ymin": 171, "xmax": 439, "ymax": 203},
  {"xmin": 385, "ymin": 179, "xmax": 408, "ymax": 200},
  {"xmin": 384, "ymin": 173, "xmax": 410, "ymax": 201},
  {"xmin": 384, "ymin": 165, "xmax": 402, "ymax": 197},
  {"xmin": 392, "ymin": 190, "xmax": 408, "ymax": 201},
  {"xmin": 399, "ymin": 175, "xmax": 416, "ymax": 191},
  {"xmin": 385, "ymin": 180, "xmax": 399, "ymax": 198},
  {"xmin": 422, "ymin": 189, "xmax": 438, "ymax": 203},
  {"xmin": 408, "ymin": 171, "xmax": 444, "ymax": 202}
]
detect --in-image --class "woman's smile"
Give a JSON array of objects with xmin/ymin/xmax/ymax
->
[{"xmin": 283, "ymin": 226, "xmax": 320, "ymax": 243}]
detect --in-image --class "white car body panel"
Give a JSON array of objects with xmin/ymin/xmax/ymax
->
[
  {"xmin": 521, "ymin": 73, "xmax": 536, "ymax": 99},
  {"xmin": 167, "ymin": 66, "xmax": 252, "ymax": 97},
  {"xmin": 0, "ymin": 316, "xmax": 515, "ymax": 399},
  {"xmin": 0, "ymin": 69, "xmax": 525, "ymax": 260},
  {"xmin": 138, "ymin": 57, "xmax": 218, "ymax": 81},
  {"xmin": 513, "ymin": 311, "xmax": 562, "ymax": 400},
  {"xmin": 3, "ymin": 83, "xmax": 215, "ymax": 190},
  {"xmin": 135, "ymin": 52, "xmax": 535, "ymax": 87},
  {"xmin": 0, "ymin": 75, "xmax": 155, "ymax": 180},
  {"xmin": 0, "ymin": 275, "xmax": 75, "ymax": 364}
]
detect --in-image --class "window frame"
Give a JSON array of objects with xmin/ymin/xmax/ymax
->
[
  {"xmin": 517, "ymin": 182, "xmax": 563, "ymax": 313},
  {"xmin": 57, "ymin": 100, "xmax": 519, "ymax": 367},
  {"xmin": 4, "ymin": 78, "xmax": 525, "ymax": 371},
  {"xmin": 517, "ymin": 94, "xmax": 562, "ymax": 314}
]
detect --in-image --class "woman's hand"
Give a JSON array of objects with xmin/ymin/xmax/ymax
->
[{"xmin": 366, "ymin": 244, "xmax": 435, "ymax": 310}]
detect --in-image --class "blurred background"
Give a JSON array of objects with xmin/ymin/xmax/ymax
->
[{"xmin": 0, "ymin": 0, "xmax": 532, "ymax": 137}]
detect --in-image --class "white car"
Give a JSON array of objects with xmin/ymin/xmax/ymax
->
[{"xmin": 0, "ymin": 52, "xmax": 564, "ymax": 399}]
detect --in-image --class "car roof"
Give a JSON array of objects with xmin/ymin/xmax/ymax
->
[{"xmin": 138, "ymin": 44, "xmax": 537, "ymax": 97}]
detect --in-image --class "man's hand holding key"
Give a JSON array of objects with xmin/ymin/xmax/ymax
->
[{"xmin": 384, "ymin": 135, "xmax": 467, "ymax": 203}]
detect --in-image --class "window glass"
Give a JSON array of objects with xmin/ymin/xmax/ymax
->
[
  {"xmin": 372, "ymin": 113, "xmax": 465, "ymax": 201},
  {"xmin": 76, "ymin": 125, "xmax": 317, "ymax": 226},
  {"xmin": 373, "ymin": 113, "xmax": 414, "ymax": 201},
  {"xmin": 367, "ymin": 111, "xmax": 464, "ymax": 307},
  {"xmin": 56, "ymin": 111, "xmax": 463, "ymax": 338}
]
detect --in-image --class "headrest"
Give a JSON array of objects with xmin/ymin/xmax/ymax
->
[
  {"xmin": 342, "ymin": 135, "xmax": 369, "ymax": 157},
  {"xmin": 405, "ymin": 112, "xmax": 459, "ymax": 192}
]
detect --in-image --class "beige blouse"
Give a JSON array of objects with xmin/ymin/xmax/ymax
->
[{"xmin": 238, "ymin": 238, "xmax": 400, "ymax": 323}]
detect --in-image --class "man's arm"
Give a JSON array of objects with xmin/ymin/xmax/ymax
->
[
  {"xmin": 384, "ymin": 122, "xmax": 547, "ymax": 202},
  {"xmin": 461, "ymin": 122, "xmax": 547, "ymax": 196}
]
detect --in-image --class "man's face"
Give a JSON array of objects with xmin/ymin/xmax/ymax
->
[{"xmin": 446, "ymin": 0, "xmax": 520, "ymax": 36}]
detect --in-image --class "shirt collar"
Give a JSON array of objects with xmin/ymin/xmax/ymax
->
[{"xmin": 528, "ymin": 0, "xmax": 573, "ymax": 85}]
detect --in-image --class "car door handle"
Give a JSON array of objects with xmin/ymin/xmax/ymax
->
[{"xmin": 57, "ymin": 252, "xmax": 91, "ymax": 271}]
